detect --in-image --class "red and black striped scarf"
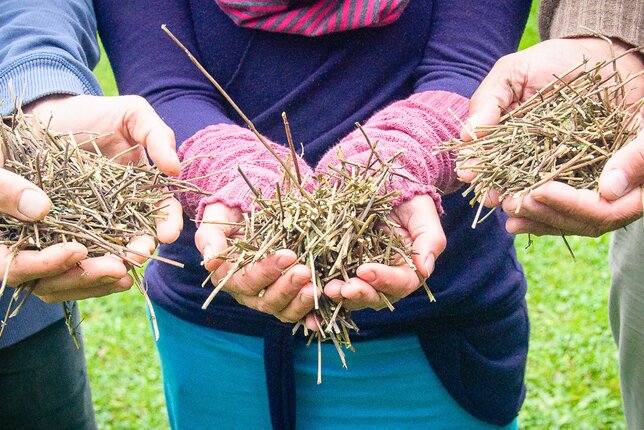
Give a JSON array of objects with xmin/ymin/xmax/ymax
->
[{"xmin": 215, "ymin": 0, "xmax": 409, "ymax": 36}]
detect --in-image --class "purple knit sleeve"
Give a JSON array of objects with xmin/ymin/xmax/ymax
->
[
  {"xmin": 177, "ymin": 124, "xmax": 314, "ymax": 222},
  {"xmin": 315, "ymin": 91, "xmax": 468, "ymax": 215}
]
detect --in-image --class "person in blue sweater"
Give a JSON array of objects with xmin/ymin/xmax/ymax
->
[
  {"xmin": 0, "ymin": 1, "xmax": 182, "ymax": 428},
  {"xmin": 93, "ymin": 0, "xmax": 532, "ymax": 429}
]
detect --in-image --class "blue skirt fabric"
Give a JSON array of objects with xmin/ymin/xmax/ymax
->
[{"xmin": 152, "ymin": 305, "xmax": 519, "ymax": 430}]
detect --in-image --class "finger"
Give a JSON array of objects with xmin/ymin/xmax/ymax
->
[
  {"xmin": 126, "ymin": 235, "xmax": 157, "ymax": 265},
  {"xmin": 356, "ymin": 263, "xmax": 420, "ymax": 300},
  {"xmin": 532, "ymin": 181, "xmax": 642, "ymax": 222},
  {"xmin": 37, "ymin": 274, "xmax": 134, "ymax": 303},
  {"xmin": 599, "ymin": 130, "xmax": 644, "ymax": 200},
  {"xmin": 505, "ymin": 217, "xmax": 564, "ymax": 236},
  {"xmin": 398, "ymin": 195, "xmax": 446, "ymax": 278},
  {"xmin": 121, "ymin": 96, "xmax": 181, "ymax": 176},
  {"xmin": 252, "ymin": 264, "xmax": 311, "ymax": 314},
  {"xmin": 480, "ymin": 189, "xmax": 502, "ymax": 208},
  {"xmin": 503, "ymin": 182, "xmax": 642, "ymax": 235},
  {"xmin": 32, "ymin": 255, "xmax": 128, "ymax": 295},
  {"xmin": 461, "ymin": 55, "xmax": 519, "ymax": 141},
  {"xmin": 1, "ymin": 242, "xmax": 88, "ymax": 286},
  {"xmin": 455, "ymin": 156, "xmax": 480, "ymax": 183},
  {"xmin": 304, "ymin": 313, "xmax": 319, "ymax": 332},
  {"xmin": 154, "ymin": 196, "xmax": 183, "ymax": 244},
  {"xmin": 0, "ymin": 169, "xmax": 52, "ymax": 221},
  {"xmin": 502, "ymin": 193, "xmax": 590, "ymax": 235},
  {"xmin": 340, "ymin": 278, "xmax": 382, "ymax": 311},
  {"xmin": 323, "ymin": 279, "xmax": 344, "ymax": 303},
  {"xmin": 196, "ymin": 203, "xmax": 242, "ymax": 272},
  {"xmin": 276, "ymin": 284, "xmax": 320, "ymax": 323},
  {"xmin": 227, "ymin": 250, "xmax": 297, "ymax": 296}
]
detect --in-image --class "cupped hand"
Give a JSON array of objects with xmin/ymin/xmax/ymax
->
[
  {"xmin": 1, "ymin": 94, "xmax": 184, "ymax": 303},
  {"xmin": 456, "ymin": 37, "xmax": 644, "ymax": 235},
  {"xmin": 26, "ymin": 94, "xmax": 181, "ymax": 176},
  {"xmin": 324, "ymin": 194, "xmax": 446, "ymax": 311},
  {"xmin": 25, "ymin": 94, "xmax": 184, "ymax": 243},
  {"xmin": 195, "ymin": 203, "xmax": 320, "ymax": 324},
  {"xmin": 460, "ymin": 38, "xmax": 642, "ymax": 141},
  {"xmin": 500, "ymin": 129, "xmax": 644, "ymax": 237}
]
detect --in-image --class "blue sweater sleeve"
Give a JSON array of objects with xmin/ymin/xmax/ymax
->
[
  {"xmin": 0, "ymin": 0, "xmax": 102, "ymax": 115},
  {"xmin": 414, "ymin": 0, "xmax": 531, "ymax": 98},
  {"xmin": 95, "ymin": 0, "xmax": 233, "ymax": 146}
]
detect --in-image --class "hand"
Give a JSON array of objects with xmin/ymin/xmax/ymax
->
[
  {"xmin": 195, "ymin": 203, "xmax": 320, "ymax": 327},
  {"xmin": 500, "ymin": 129, "xmax": 644, "ymax": 237},
  {"xmin": 324, "ymin": 194, "xmax": 446, "ymax": 311},
  {"xmin": 26, "ymin": 94, "xmax": 184, "ymax": 244},
  {"xmin": 26, "ymin": 94, "xmax": 181, "ymax": 176},
  {"xmin": 458, "ymin": 37, "xmax": 644, "ymax": 235},
  {"xmin": 1, "ymin": 94, "xmax": 183, "ymax": 303},
  {"xmin": 461, "ymin": 38, "xmax": 643, "ymax": 137}
]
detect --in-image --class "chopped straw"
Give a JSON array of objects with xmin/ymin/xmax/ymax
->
[
  {"xmin": 439, "ymin": 49, "xmax": 643, "ymax": 255},
  {"xmin": 0, "ymin": 109, "xmax": 206, "ymax": 342}
]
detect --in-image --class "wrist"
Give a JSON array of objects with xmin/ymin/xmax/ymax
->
[
  {"xmin": 566, "ymin": 36, "xmax": 644, "ymax": 72},
  {"xmin": 23, "ymin": 94, "xmax": 74, "ymax": 115}
]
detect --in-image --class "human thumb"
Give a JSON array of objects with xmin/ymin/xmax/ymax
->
[
  {"xmin": 0, "ymin": 169, "xmax": 52, "ymax": 221},
  {"xmin": 461, "ymin": 78, "xmax": 512, "ymax": 141},
  {"xmin": 599, "ymin": 131, "xmax": 644, "ymax": 200}
]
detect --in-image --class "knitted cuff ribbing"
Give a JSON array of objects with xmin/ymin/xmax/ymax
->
[
  {"xmin": 176, "ymin": 124, "xmax": 314, "ymax": 222},
  {"xmin": 315, "ymin": 90, "xmax": 469, "ymax": 215}
]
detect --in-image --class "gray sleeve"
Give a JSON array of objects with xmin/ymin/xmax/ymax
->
[
  {"xmin": 0, "ymin": 0, "xmax": 103, "ymax": 115},
  {"xmin": 539, "ymin": 0, "xmax": 644, "ymax": 49}
]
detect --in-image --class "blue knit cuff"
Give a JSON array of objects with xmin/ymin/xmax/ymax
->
[{"xmin": 0, "ymin": 52, "xmax": 102, "ymax": 115}]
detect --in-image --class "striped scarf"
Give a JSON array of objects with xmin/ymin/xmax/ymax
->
[{"xmin": 214, "ymin": 0, "xmax": 410, "ymax": 36}]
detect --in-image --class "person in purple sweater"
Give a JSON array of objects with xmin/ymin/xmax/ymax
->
[{"xmin": 95, "ymin": 0, "xmax": 531, "ymax": 428}]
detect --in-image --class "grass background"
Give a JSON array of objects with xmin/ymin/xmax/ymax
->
[{"xmin": 85, "ymin": 1, "xmax": 625, "ymax": 428}]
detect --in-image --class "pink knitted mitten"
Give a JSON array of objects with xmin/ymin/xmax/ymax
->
[
  {"xmin": 315, "ymin": 91, "xmax": 468, "ymax": 214},
  {"xmin": 177, "ymin": 124, "xmax": 314, "ymax": 222}
]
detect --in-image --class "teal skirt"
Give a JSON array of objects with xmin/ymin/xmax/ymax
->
[{"xmin": 152, "ymin": 304, "xmax": 519, "ymax": 430}]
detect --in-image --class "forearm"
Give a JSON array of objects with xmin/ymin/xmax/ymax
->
[
  {"xmin": 316, "ymin": 91, "xmax": 469, "ymax": 214},
  {"xmin": 0, "ymin": 0, "xmax": 102, "ymax": 115},
  {"xmin": 95, "ymin": 0, "xmax": 232, "ymax": 145},
  {"xmin": 177, "ymin": 124, "xmax": 313, "ymax": 220}
]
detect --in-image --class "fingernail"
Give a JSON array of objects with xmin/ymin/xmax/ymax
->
[
  {"xmin": 424, "ymin": 254, "xmax": 435, "ymax": 277},
  {"xmin": 98, "ymin": 276, "xmax": 121, "ymax": 283},
  {"xmin": 277, "ymin": 253, "xmax": 294, "ymax": 270},
  {"xmin": 465, "ymin": 114, "xmax": 480, "ymax": 139},
  {"xmin": 605, "ymin": 169, "xmax": 629, "ymax": 198},
  {"xmin": 203, "ymin": 244, "xmax": 214, "ymax": 263},
  {"xmin": 18, "ymin": 189, "xmax": 50, "ymax": 220},
  {"xmin": 65, "ymin": 251, "xmax": 86, "ymax": 266}
]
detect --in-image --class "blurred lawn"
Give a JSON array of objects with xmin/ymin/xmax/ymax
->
[{"xmin": 86, "ymin": 2, "xmax": 625, "ymax": 428}]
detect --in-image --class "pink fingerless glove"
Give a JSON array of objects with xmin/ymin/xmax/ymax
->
[
  {"xmin": 315, "ymin": 91, "xmax": 468, "ymax": 215},
  {"xmin": 177, "ymin": 124, "xmax": 314, "ymax": 222}
]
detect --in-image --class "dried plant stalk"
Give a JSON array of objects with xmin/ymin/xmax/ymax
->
[
  {"xmin": 203, "ymin": 131, "xmax": 422, "ymax": 371},
  {"xmin": 447, "ymin": 58, "xmax": 642, "ymax": 212},
  {"xmin": 439, "ymin": 55, "xmax": 643, "ymax": 250},
  {"xmin": 0, "ymin": 110, "xmax": 205, "ymax": 341}
]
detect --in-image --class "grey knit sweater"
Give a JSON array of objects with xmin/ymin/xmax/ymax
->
[{"xmin": 540, "ymin": 0, "xmax": 643, "ymax": 48}]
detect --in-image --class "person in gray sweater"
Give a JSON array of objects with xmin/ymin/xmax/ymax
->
[
  {"xmin": 462, "ymin": 1, "xmax": 643, "ymax": 428},
  {"xmin": 0, "ymin": 1, "xmax": 182, "ymax": 428}
]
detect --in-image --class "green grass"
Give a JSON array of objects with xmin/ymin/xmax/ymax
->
[{"xmin": 85, "ymin": 4, "xmax": 625, "ymax": 428}]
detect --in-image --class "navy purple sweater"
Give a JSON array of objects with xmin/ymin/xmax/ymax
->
[{"xmin": 96, "ymin": 0, "xmax": 531, "ymax": 427}]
